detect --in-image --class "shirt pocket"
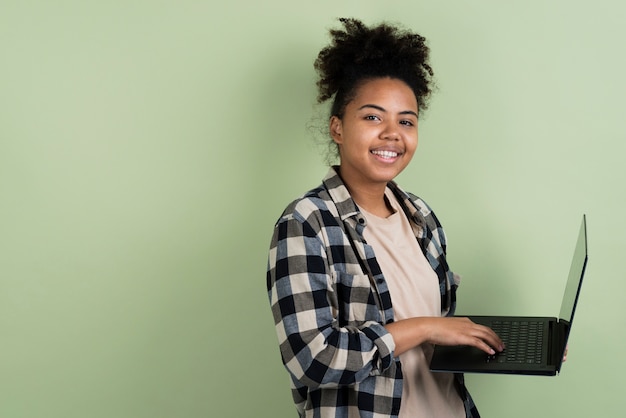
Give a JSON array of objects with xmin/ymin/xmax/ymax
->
[{"xmin": 332, "ymin": 272, "xmax": 381, "ymax": 326}]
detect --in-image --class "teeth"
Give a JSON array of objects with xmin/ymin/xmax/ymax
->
[{"xmin": 371, "ymin": 150, "xmax": 399, "ymax": 159}]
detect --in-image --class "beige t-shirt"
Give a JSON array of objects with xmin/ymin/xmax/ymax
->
[{"xmin": 361, "ymin": 189, "xmax": 465, "ymax": 418}]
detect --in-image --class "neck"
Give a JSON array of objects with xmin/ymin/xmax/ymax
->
[{"xmin": 337, "ymin": 168, "xmax": 394, "ymax": 218}]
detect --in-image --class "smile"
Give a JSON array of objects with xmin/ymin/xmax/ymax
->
[{"xmin": 371, "ymin": 150, "xmax": 401, "ymax": 159}]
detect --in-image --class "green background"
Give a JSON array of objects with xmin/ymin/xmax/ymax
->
[{"xmin": 1, "ymin": 1, "xmax": 624, "ymax": 417}]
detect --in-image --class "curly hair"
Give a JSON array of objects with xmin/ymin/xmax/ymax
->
[{"xmin": 314, "ymin": 18, "xmax": 434, "ymax": 119}]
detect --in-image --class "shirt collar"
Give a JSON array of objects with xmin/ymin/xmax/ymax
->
[
  {"xmin": 321, "ymin": 166, "xmax": 429, "ymax": 227},
  {"xmin": 322, "ymin": 166, "xmax": 360, "ymax": 222}
]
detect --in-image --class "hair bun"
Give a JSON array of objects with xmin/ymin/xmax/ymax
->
[{"xmin": 314, "ymin": 18, "xmax": 434, "ymax": 115}]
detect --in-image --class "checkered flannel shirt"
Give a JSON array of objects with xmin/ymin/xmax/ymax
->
[{"xmin": 267, "ymin": 167, "xmax": 480, "ymax": 417}]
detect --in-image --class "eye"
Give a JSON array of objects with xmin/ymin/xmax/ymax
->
[
  {"xmin": 364, "ymin": 114, "xmax": 380, "ymax": 121},
  {"xmin": 400, "ymin": 119, "xmax": 415, "ymax": 127}
]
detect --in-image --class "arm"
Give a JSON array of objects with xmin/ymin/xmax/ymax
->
[
  {"xmin": 385, "ymin": 317, "xmax": 505, "ymax": 357},
  {"xmin": 267, "ymin": 211, "xmax": 395, "ymax": 388}
]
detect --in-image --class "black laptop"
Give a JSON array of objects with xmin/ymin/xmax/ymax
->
[{"xmin": 430, "ymin": 215, "xmax": 588, "ymax": 376}]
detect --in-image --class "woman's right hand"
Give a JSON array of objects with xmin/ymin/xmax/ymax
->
[{"xmin": 385, "ymin": 316, "xmax": 505, "ymax": 357}]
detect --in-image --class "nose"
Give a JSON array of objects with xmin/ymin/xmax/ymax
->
[{"xmin": 380, "ymin": 123, "xmax": 400, "ymax": 141}]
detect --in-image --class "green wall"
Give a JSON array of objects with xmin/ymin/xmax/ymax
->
[{"xmin": 1, "ymin": 1, "xmax": 624, "ymax": 417}]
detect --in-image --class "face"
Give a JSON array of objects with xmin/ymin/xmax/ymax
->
[{"xmin": 330, "ymin": 77, "xmax": 419, "ymax": 190}]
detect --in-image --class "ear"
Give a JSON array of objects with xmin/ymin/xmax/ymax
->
[{"xmin": 329, "ymin": 116, "xmax": 343, "ymax": 145}]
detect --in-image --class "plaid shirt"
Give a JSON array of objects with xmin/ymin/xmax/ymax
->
[{"xmin": 267, "ymin": 167, "xmax": 479, "ymax": 418}]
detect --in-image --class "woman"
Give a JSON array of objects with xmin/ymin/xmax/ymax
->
[{"xmin": 266, "ymin": 18, "xmax": 504, "ymax": 418}]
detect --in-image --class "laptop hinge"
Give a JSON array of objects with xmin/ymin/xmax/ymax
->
[{"xmin": 552, "ymin": 319, "xmax": 570, "ymax": 372}]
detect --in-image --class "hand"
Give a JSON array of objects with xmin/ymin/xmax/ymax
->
[
  {"xmin": 424, "ymin": 317, "xmax": 505, "ymax": 355},
  {"xmin": 385, "ymin": 316, "xmax": 505, "ymax": 357}
]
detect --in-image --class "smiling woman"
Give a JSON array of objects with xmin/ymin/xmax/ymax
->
[
  {"xmin": 329, "ymin": 77, "xmax": 419, "ymax": 217},
  {"xmin": 266, "ymin": 18, "xmax": 503, "ymax": 418}
]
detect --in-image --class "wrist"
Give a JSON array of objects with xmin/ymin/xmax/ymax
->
[{"xmin": 385, "ymin": 317, "xmax": 434, "ymax": 356}]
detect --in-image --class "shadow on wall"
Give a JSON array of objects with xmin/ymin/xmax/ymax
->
[{"xmin": 206, "ymin": 39, "xmax": 327, "ymax": 416}]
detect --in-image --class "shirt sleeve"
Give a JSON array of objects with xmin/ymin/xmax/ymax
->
[{"xmin": 267, "ymin": 209, "xmax": 396, "ymax": 389}]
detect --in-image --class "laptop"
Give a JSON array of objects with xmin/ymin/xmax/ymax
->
[{"xmin": 430, "ymin": 215, "xmax": 588, "ymax": 376}]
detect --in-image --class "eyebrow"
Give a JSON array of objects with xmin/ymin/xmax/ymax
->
[{"xmin": 358, "ymin": 104, "xmax": 418, "ymax": 118}]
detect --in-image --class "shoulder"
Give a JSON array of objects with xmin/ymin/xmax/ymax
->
[{"xmin": 275, "ymin": 184, "xmax": 340, "ymax": 228}]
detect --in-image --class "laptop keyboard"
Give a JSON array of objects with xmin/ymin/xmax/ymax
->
[{"xmin": 487, "ymin": 320, "xmax": 545, "ymax": 364}]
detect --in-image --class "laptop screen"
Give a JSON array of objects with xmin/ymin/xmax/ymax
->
[{"xmin": 558, "ymin": 215, "xmax": 588, "ymax": 325}]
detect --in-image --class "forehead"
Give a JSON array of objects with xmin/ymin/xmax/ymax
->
[{"xmin": 350, "ymin": 77, "xmax": 418, "ymax": 110}]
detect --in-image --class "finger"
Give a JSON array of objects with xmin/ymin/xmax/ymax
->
[
  {"xmin": 455, "ymin": 327, "xmax": 501, "ymax": 355},
  {"xmin": 471, "ymin": 337, "xmax": 498, "ymax": 355},
  {"xmin": 472, "ymin": 324, "xmax": 505, "ymax": 352},
  {"xmin": 459, "ymin": 319, "xmax": 504, "ymax": 345},
  {"xmin": 452, "ymin": 318, "xmax": 505, "ymax": 353},
  {"xmin": 429, "ymin": 317, "xmax": 504, "ymax": 352},
  {"xmin": 486, "ymin": 330, "xmax": 505, "ymax": 351},
  {"xmin": 479, "ymin": 335, "xmax": 504, "ymax": 354}
]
